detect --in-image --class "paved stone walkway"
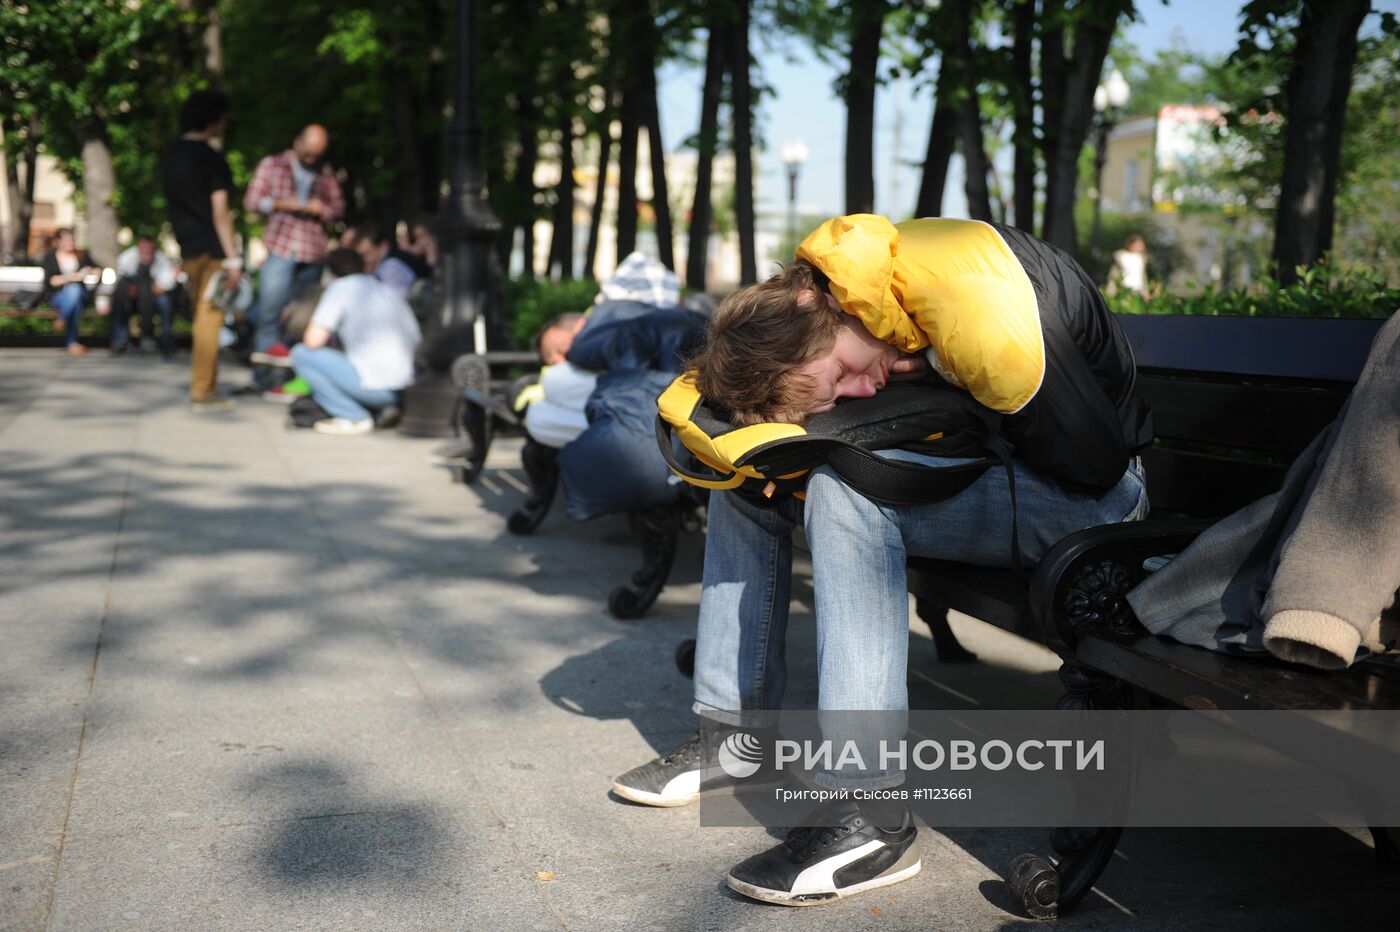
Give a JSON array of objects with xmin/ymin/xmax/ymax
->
[{"xmin": 2, "ymin": 349, "xmax": 1397, "ymax": 931}]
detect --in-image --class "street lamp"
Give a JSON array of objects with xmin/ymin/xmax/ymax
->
[
  {"xmin": 398, "ymin": 0, "xmax": 503, "ymax": 437},
  {"xmin": 780, "ymin": 139, "xmax": 809, "ymax": 246},
  {"xmin": 1089, "ymin": 69, "xmax": 1130, "ymax": 275}
]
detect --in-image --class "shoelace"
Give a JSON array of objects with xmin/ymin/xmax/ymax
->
[
  {"xmin": 661, "ymin": 733, "xmax": 705, "ymax": 766},
  {"xmin": 784, "ymin": 823, "xmax": 854, "ymax": 860}
]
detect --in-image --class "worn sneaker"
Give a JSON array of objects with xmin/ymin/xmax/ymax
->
[
  {"xmin": 261, "ymin": 386, "xmax": 300, "ymax": 404},
  {"xmin": 612, "ymin": 730, "xmax": 713, "ymax": 807},
  {"xmin": 190, "ymin": 395, "xmax": 234, "ymax": 413},
  {"xmin": 250, "ymin": 341, "xmax": 293, "ymax": 367},
  {"xmin": 612, "ymin": 726, "xmax": 775, "ymax": 806},
  {"xmin": 313, "ymin": 417, "xmax": 373, "ymax": 435},
  {"xmin": 373, "ymin": 404, "xmax": 404, "ymax": 429},
  {"xmin": 726, "ymin": 806, "xmax": 921, "ymax": 906}
]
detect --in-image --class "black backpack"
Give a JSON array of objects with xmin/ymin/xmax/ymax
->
[
  {"xmin": 656, "ymin": 375, "xmax": 1011, "ymax": 507},
  {"xmin": 288, "ymin": 396, "xmax": 329, "ymax": 429},
  {"xmin": 656, "ymin": 374, "xmax": 1025, "ymax": 573}
]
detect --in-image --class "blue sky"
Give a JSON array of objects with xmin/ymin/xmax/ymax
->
[{"xmin": 656, "ymin": 0, "xmax": 1400, "ymax": 222}]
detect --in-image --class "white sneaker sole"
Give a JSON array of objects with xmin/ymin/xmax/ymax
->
[
  {"xmin": 610, "ymin": 781, "xmax": 700, "ymax": 808},
  {"xmin": 250, "ymin": 352, "xmax": 293, "ymax": 368},
  {"xmin": 726, "ymin": 857, "xmax": 921, "ymax": 907}
]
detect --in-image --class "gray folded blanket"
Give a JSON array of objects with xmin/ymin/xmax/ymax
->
[{"xmin": 1126, "ymin": 310, "xmax": 1400, "ymax": 669}]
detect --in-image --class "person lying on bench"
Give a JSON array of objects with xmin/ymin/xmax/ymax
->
[
  {"xmin": 521, "ymin": 252, "xmax": 707, "ymax": 521},
  {"xmin": 611, "ymin": 214, "xmax": 1154, "ymax": 906}
]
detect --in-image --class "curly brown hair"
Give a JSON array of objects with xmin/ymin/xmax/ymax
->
[{"xmin": 690, "ymin": 259, "xmax": 845, "ymax": 425}]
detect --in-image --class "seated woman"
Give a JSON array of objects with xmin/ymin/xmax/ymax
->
[{"xmin": 40, "ymin": 229, "xmax": 103, "ymax": 357}]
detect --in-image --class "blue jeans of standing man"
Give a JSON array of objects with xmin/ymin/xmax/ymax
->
[
  {"xmin": 290, "ymin": 345, "xmax": 399, "ymax": 422},
  {"xmin": 51, "ymin": 283, "xmax": 89, "ymax": 347},
  {"xmin": 691, "ymin": 450, "xmax": 1149, "ymax": 789},
  {"xmin": 252, "ymin": 253, "xmax": 323, "ymax": 388}
]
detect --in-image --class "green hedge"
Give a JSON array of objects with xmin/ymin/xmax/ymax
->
[
  {"xmin": 0, "ymin": 308, "xmax": 193, "ymax": 337},
  {"xmin": 1107, "ymin": 262, "xmax": 1400, "ymax": 319},
  {"xmin": 500, "ymin": 277, "xmax": 602, "ymax": 351}
]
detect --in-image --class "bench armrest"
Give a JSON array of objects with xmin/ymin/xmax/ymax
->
[{"xmin": 1029, "ymin": 519, "xmax": 1214, "ymax": 652}]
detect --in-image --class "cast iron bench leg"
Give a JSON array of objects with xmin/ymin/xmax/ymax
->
[
  {"xmin": 609, "ymin": 504, "xmax": 681, "ymax": 619},
  {"xmin": 1370, "ymin": 826, "xmax": 1400, "ymax": 869},
  {"xmin": 457, "ymin": 400, "xmax": 493, "ymax": 485},
  {"xmin": 914, "ymin": 597, "xmax": 978, "ymax": 662},
  {"xmin": 507, "ymin": 438, "xmax": 559, "ymax": 535},
  {"xmin": 1007, "ymin": 663, "xmax": 1133, "ymax": 919}
]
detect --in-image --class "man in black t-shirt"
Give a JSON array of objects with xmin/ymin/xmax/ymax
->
[{"xmin": 162, "ymin": 89, "xmax": 244, "ymax": 411}]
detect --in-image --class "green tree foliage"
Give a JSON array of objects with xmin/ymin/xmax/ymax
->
[
  {"xmin": 1128, "ymin": 15, "xmax": 1400, "ymax": 285},
  {"xmin": 0, "ymin": 0, "xmax": 192, "ymax": 240},
  {"xmin": 221, "ymin": 0, "xmax": 449, "ymax": 224}
]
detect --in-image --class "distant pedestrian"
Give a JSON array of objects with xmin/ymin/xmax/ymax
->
[
  {"xmin": 348, "ymin": 223, "xmax": 418, "ymax": 298},
  {"xmin": 39, "ymin": 229, "xmax": 102, "ymax": 357},
  {"xmin": 110, "ymin": 234, "xmax": 178, "ymax": 357},
  {"xmin": 243, "ymin": 124, "xmax": 345, "ymax": 384},
  {"xmin": 162, "ymin": 89, "xmax": 243, "ymax": 411},
  {"xmin": 1107, "ymin": 233, "xmax": 1150, "ymax": 299}
]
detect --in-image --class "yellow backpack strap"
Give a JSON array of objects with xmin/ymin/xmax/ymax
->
[{"xmin": 656, "ymin": 373, "xmax": 809, "ymax": 490}]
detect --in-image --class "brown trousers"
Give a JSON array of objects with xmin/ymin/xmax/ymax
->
[{"xmin": 183, "ymin": 255, "xmax": 224, "ymax": 401}]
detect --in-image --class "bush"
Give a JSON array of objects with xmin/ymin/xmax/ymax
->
[
  {"xmin": 0, "ymin": 307, "xmax": 193, "ymax": 337},
  {"xmin": 500, "ymin": 277, "xmax": 601, "ymax": 351},
  {"xmin": 1106, "ymin": 260, "xmax": 1400, "ymax": 319}
]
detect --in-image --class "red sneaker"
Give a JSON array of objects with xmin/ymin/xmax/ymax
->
[{"xmin": 250, "ymin": 342, "xmax": 293, "ymax": 368}]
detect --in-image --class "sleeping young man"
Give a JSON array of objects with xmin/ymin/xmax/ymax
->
[{"xmin": 612, "ymin": 214, "xmax": 1154, "ymax": 906}]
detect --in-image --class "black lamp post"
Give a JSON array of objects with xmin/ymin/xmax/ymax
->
[
  {"xmin": 780, "ymin": 138, "xmax": 808, "ymax": 247},
  {"xmin": 398, "ymin": 0, "xmax": 502, "ymax": 437}
]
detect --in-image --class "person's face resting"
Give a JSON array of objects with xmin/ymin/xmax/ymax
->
[
  {"xmin": 539, "ymin": 317, "xmax": 587, "ymax": 365},
  {"xmin": 790, "ymin": 293, "xmax": 904, "ymax": 416}
]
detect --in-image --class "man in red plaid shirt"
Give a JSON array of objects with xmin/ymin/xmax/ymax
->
[{"xmin": 243, "ymin": 124, "xmax": 345, "ymax": 393}]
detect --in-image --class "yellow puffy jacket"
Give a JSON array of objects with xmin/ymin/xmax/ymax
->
[
  {"xmin": 798, "ymin": 214, "xmax": 1044, "ymax": 414},
  {"xmin": 798, "ymin": 214, "xmax": 1152, "ymax": 491}
]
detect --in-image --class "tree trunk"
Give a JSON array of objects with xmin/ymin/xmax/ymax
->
[
  {"xmin": 389, "ymin": 20, "xmax": 425, "ymax": 223},
  {"xmin": 729, "ymin": 0, "xmax": 757, "ymax": 284},
  {"xmin": 19, "ymin": 140, "xmax": 36, "ymax": 258},
  {"xmin": 914, "ymin": 75, "xmax": 957, "ymax": 218},
  {"xmin": 517, "ymin": 122, "xmax": 540, "ymax": 279},
  {"xmin": 844, "ymin": 0, "xmax": 886, "ymax": 215},
  {"xmin": 0, "ymin": 122, "xmax": 13, "ymax": 260},
  {"xmin": 1038, "ymin": 2, "xmax": 1066, "ymax": 240},
  {"xmin": 583, "ymin": 112, "xmax": 614, "ymax": 280},
  {"xmin": 81, "ymin": 134, "xmax": 119, "ymax": 266},
  {"xmin": 1273, "ymin": 0, "xmax": 1370, "ymax": 283},
  {"xmin": 948, "ymin": 0, "xmax": 992, "ymax": 221},
  {"xmin": 615, "ymin": 77, "xmax": 641, "ymax": 261},
  {"xmin": 686, "ymin": 11, "xmax": 727, "ymax": 291},
  {"xmin": 1010, "ymin": 0, "xmax": 1036, "ymax": 231},
  {"xmin": 203, "ymin": 5, "xmax": 223, "ymax": 78},
  {"xmin": 548, "ymin": 115, "xmax": 576, "ymax": 279},
  {"xmin": 1040, "ymin": 0, "xmax": 1125, "ymax": 254},
  {"xmin": 641, "ymin": 45, "xmax": 675, "ymax": 271}
]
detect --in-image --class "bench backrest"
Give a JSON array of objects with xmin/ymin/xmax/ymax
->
[{"xmin": 1116, "ymin": 314, "xmax": 1386, "ymax": 518}]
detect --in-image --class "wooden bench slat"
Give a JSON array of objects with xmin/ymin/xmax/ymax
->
[
  {"xmin": 1137, "ymin": 375, "xmax": 1346, "ymax": 454},
  {"xmin": 1078, "ymin": 629, "xmax": 1400, "ymax": 712},
  {"xmin": 1118, "ymin": 314, "xmax": 1384, "ymax": 382},
  {"xmin": 1140, "ymin": 448, "xmax": 1288, "ymax": 518}
]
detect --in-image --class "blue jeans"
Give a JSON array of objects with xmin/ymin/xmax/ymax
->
[
  {"xmin": 110, "ymin": 281, "xmax": 173, "ymax": 351},
  {"xmin": 51, "ymin": 283, "xmax": 89, "ymax": 347},
  {"xmin": 252, "ymin": 254, "xmax": 322, "ymax": 387},
  {"xmin": 290, "ymin": 345, "xmax": 399, "ymax": 421},
  {"xmin": 692, "ymin": 452, "xmax": 1149, "ymax": 788}
]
